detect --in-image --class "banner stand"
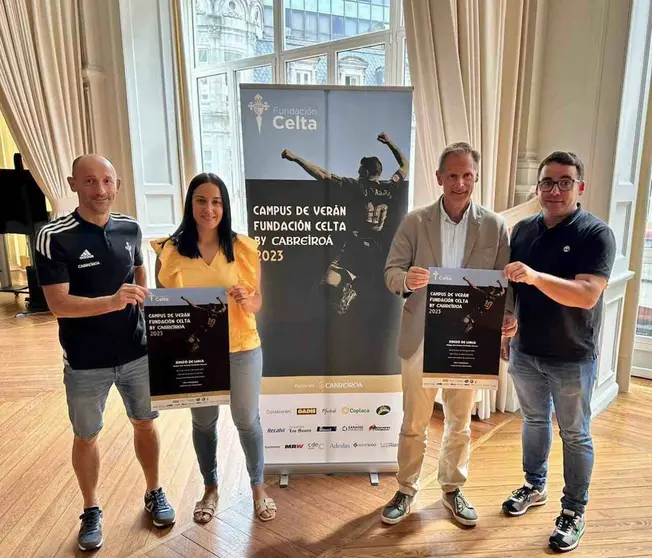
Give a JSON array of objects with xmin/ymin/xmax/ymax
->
[
  {"xmin": 240, "ymin": 84, "xmax": 413, "ymax": 481},
  {"xmin": 265, "ymin": 462, "xmax": 397, "ymax": 487}
]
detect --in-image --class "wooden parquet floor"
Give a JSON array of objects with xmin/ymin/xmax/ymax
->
[{"xmin": 2, "ymin": 291, "xmax": 652, "ymax": 557}]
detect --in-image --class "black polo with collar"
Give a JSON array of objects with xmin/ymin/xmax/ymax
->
[
  {"xmin": 509, "ymin": 205, "xmax": 616, "ymax": 362},
  {"xmin": 34, "ymin": 210, "xmax": 147, "ymax": 370}
]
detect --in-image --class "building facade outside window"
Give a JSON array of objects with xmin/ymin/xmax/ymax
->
[{"xmin": 190, "ymin": 0, "xmax": 410, "ymax": 231}]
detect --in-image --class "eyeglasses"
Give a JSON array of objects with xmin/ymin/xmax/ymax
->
[{"xmin": 537, "ymin": 178, "xmax": 579, "ymax": 192}]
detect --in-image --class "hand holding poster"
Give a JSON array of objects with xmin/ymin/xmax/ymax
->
[
  {"xmin": 144, "ymin": 288, "xmax": 230, "ymax": 410},
  {"xmin": 423, "ymin": 268, "xmax": 507, "ymax": 390}
]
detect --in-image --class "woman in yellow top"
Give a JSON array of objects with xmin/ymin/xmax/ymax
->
[{"xmin": 152, "ymin": 173, "xmax": 276, "ymax": 523}]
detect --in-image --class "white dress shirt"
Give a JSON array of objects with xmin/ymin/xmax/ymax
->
[
  {"xmin": 404, "ymin": 199, "xmax": 471, "ymax": 292},
  {"xmin": 440, "ymin": 198, "xmax": 470, "ymax": 268}
]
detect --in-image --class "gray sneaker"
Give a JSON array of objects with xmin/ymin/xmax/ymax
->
[
  {"xmin": 78, "ymin": 507, "xmax": 103, "ymax": 551},
  {"xmin": 442, "ymin": 489, "xmax": 479, "ymax": 526},
  {"xmin": 381, "ymin": 491, "xmax": 415, "ymax": 524},
  {"xmin": 502, "ymin": 483, "xmax": 548, "ymax": 516},
  {"xmin": 144, "ymin": 487, "xmax": 176, "ymax": 528},
  {"xmin": 549, "ymin": 509, "xmax": 585, "ymax": 552}
]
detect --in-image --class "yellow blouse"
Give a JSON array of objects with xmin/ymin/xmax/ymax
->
[{"xmin": 151, "ymin": 234, "xmax": 261, "ymax": 353}]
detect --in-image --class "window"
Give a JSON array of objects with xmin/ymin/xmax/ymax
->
[
  {"xmin": 284, "ymin": 0, "xmax": 390, "ymax": 49},
  {"xmin": 197, "ymin": 73, "xmax": 231, "ymax": 180},
  {"xmin": 193, "ymin": 0, "xmax": 274, "ymax": 67},
  {"xmin": 636, "ymin": 199, "xmax": 652, "ymax": 337},
  {"xmin": 203, "ymin": 148, "xmax": 214, "ymax": 168},
  {"xmin": 404, "ymin": 38, "xmax": 410, "ymax": 85},
  {"xmin": 189, "ymin": 0, "xmax": 409, "ymax": 230},
  {"xmin": 285, "ymin": 56, "xmax": 328, "ymax": 85},
  {"xmin": 286, "ymin": 56, "xmax": 326, "ymax": 84},
  {"xmin": 337, "ymin": 45, "xmax": 385, "ymax": 86},
  {"xmin": 375, "ymin": 66, "xmax": 384, "ymax": 85}
]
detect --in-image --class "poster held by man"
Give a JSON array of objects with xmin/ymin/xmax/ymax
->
[
  {"xmin": 423, "ymin": 267, "xmax": 507, "ymax": 390},
  {"xmin": 144, "ymin": 287, "xmax": 230, "ymax": 410}
]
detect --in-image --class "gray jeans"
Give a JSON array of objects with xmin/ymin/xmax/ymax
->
[{"xmin": 190, "ymin": 347, "xmax": 265, "ymax": 486}]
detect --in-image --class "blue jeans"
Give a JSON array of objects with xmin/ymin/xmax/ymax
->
[
  {"xmin": 63, "ymin": 355, "xmax": 158, "ymax": 439},
  {"xmin": 191, "ymin": 347, "xmax": 264, "ymax": 487},
  {"xmin": 508, "ymin": 348, "xmax": 597, "ymax": 514}
]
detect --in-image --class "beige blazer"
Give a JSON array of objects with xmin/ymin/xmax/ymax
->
[{"xmin": 384, "ymin": 196, "xmax": 510, "ymax": 361}]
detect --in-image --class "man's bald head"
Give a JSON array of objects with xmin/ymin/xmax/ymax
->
[
  {"xmin": 71, "ymin": 154, "xmax": 116, "ymax": 177},
  {"xmin": 67, "ymin": 154, "xmax": 121, "ymax": 218}
]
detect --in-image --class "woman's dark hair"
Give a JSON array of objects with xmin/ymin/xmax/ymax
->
[{"xmin": 166, "ymin": 172, "xmax": 237, "ymax": 262}]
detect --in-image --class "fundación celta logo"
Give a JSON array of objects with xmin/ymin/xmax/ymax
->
[
  {"xmin": 248, "ymin": 93, "xmax": 269, "ymax": 134},
  {"xmin": 431, "ymin": 269, "xmax": 453, "ymax": 282},
  {"xmin": 248, "ymin": 91, "xmax": 318, "ymax": 133}
]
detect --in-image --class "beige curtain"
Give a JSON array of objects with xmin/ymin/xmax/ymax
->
[
  {"xmin": 0, "ymin": 108, "xmax": 17, "ymax": 168},
  {"xmin": 405, "ymin": 0, "xmax": 527, "ymax": 211},
  {"xmin": 0, "ymin": 0, "xmax": 86, "ymax": 218},
  {"xmin": 405, "ymin": 0, "xmax": 535, "ymax": 417},
  {"xmin": 172, "ymin": 0, "xmax": 199, "ymax": 190}
]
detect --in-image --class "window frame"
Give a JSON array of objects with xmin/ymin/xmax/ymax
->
[{"xmin": 186, "ymin": 0, "xmax": 409, "ymax": 231}]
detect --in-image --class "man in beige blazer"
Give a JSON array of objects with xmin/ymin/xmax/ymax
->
[{"xmin": 381, "ymin": 142, "xmax": 516, "ymax": 527}]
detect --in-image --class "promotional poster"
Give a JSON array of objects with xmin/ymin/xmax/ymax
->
[
  {"xmin": 423, "ymin": 268, "xmax": 507, "ymax": 390},
  {"xmin": 144, "ymin": 288, "xmax": 230, "ymax": 410},
  {"xmin": 240, "ymin": 85, "xmax": 413, "ymax": 468}
]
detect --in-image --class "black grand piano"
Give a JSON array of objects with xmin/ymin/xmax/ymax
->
[{"xmin": 0, "ymin": 153, "xmax": 50, "ymax": 313}]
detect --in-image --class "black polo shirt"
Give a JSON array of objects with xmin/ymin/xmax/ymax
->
[
  {"xmin": 34, "ymin": 210, "xmax": 147, "ymax": 370},
  {"xmin": 509, "ymin": 205, "xmax": 616, "ymax": 362}
]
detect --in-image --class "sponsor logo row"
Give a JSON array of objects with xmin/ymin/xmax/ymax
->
[
  {"xmin": 267, "ymin": 405, "xmax": 391, "ymax": 416},
  {"xmin": 264, "ymin": 441, "xmax": 399, "ymax": 450},
  {"xmin": 267, "ymin": 424, "xmax": 391, "ymax": 434}
]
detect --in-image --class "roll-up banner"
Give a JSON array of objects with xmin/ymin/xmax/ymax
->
[{"xmin": 240, "ymin": 85, "xmax": 413, "ymax": 474}]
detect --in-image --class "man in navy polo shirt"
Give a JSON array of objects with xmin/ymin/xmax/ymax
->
[
  {"xmin": 34, "ymin": 155, "xmax": 175, "ymax": 551},
  {"xmin": 501, "ymin": 151, "xmax": 616, "ymax": 553}
]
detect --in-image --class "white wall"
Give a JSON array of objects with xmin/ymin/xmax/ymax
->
[{"xmin": 537, "ymin": 0, "xmax": 629, "ymax": 222}]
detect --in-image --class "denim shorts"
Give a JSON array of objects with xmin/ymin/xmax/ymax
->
[{"xmin": 63, "ymin": 354, "xmax": 159, "ymax": 439}]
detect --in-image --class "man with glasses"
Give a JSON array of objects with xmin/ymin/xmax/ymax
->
[{"xmin": 501, "ymin": 151, "xmax": 616, "ymax": 553}]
